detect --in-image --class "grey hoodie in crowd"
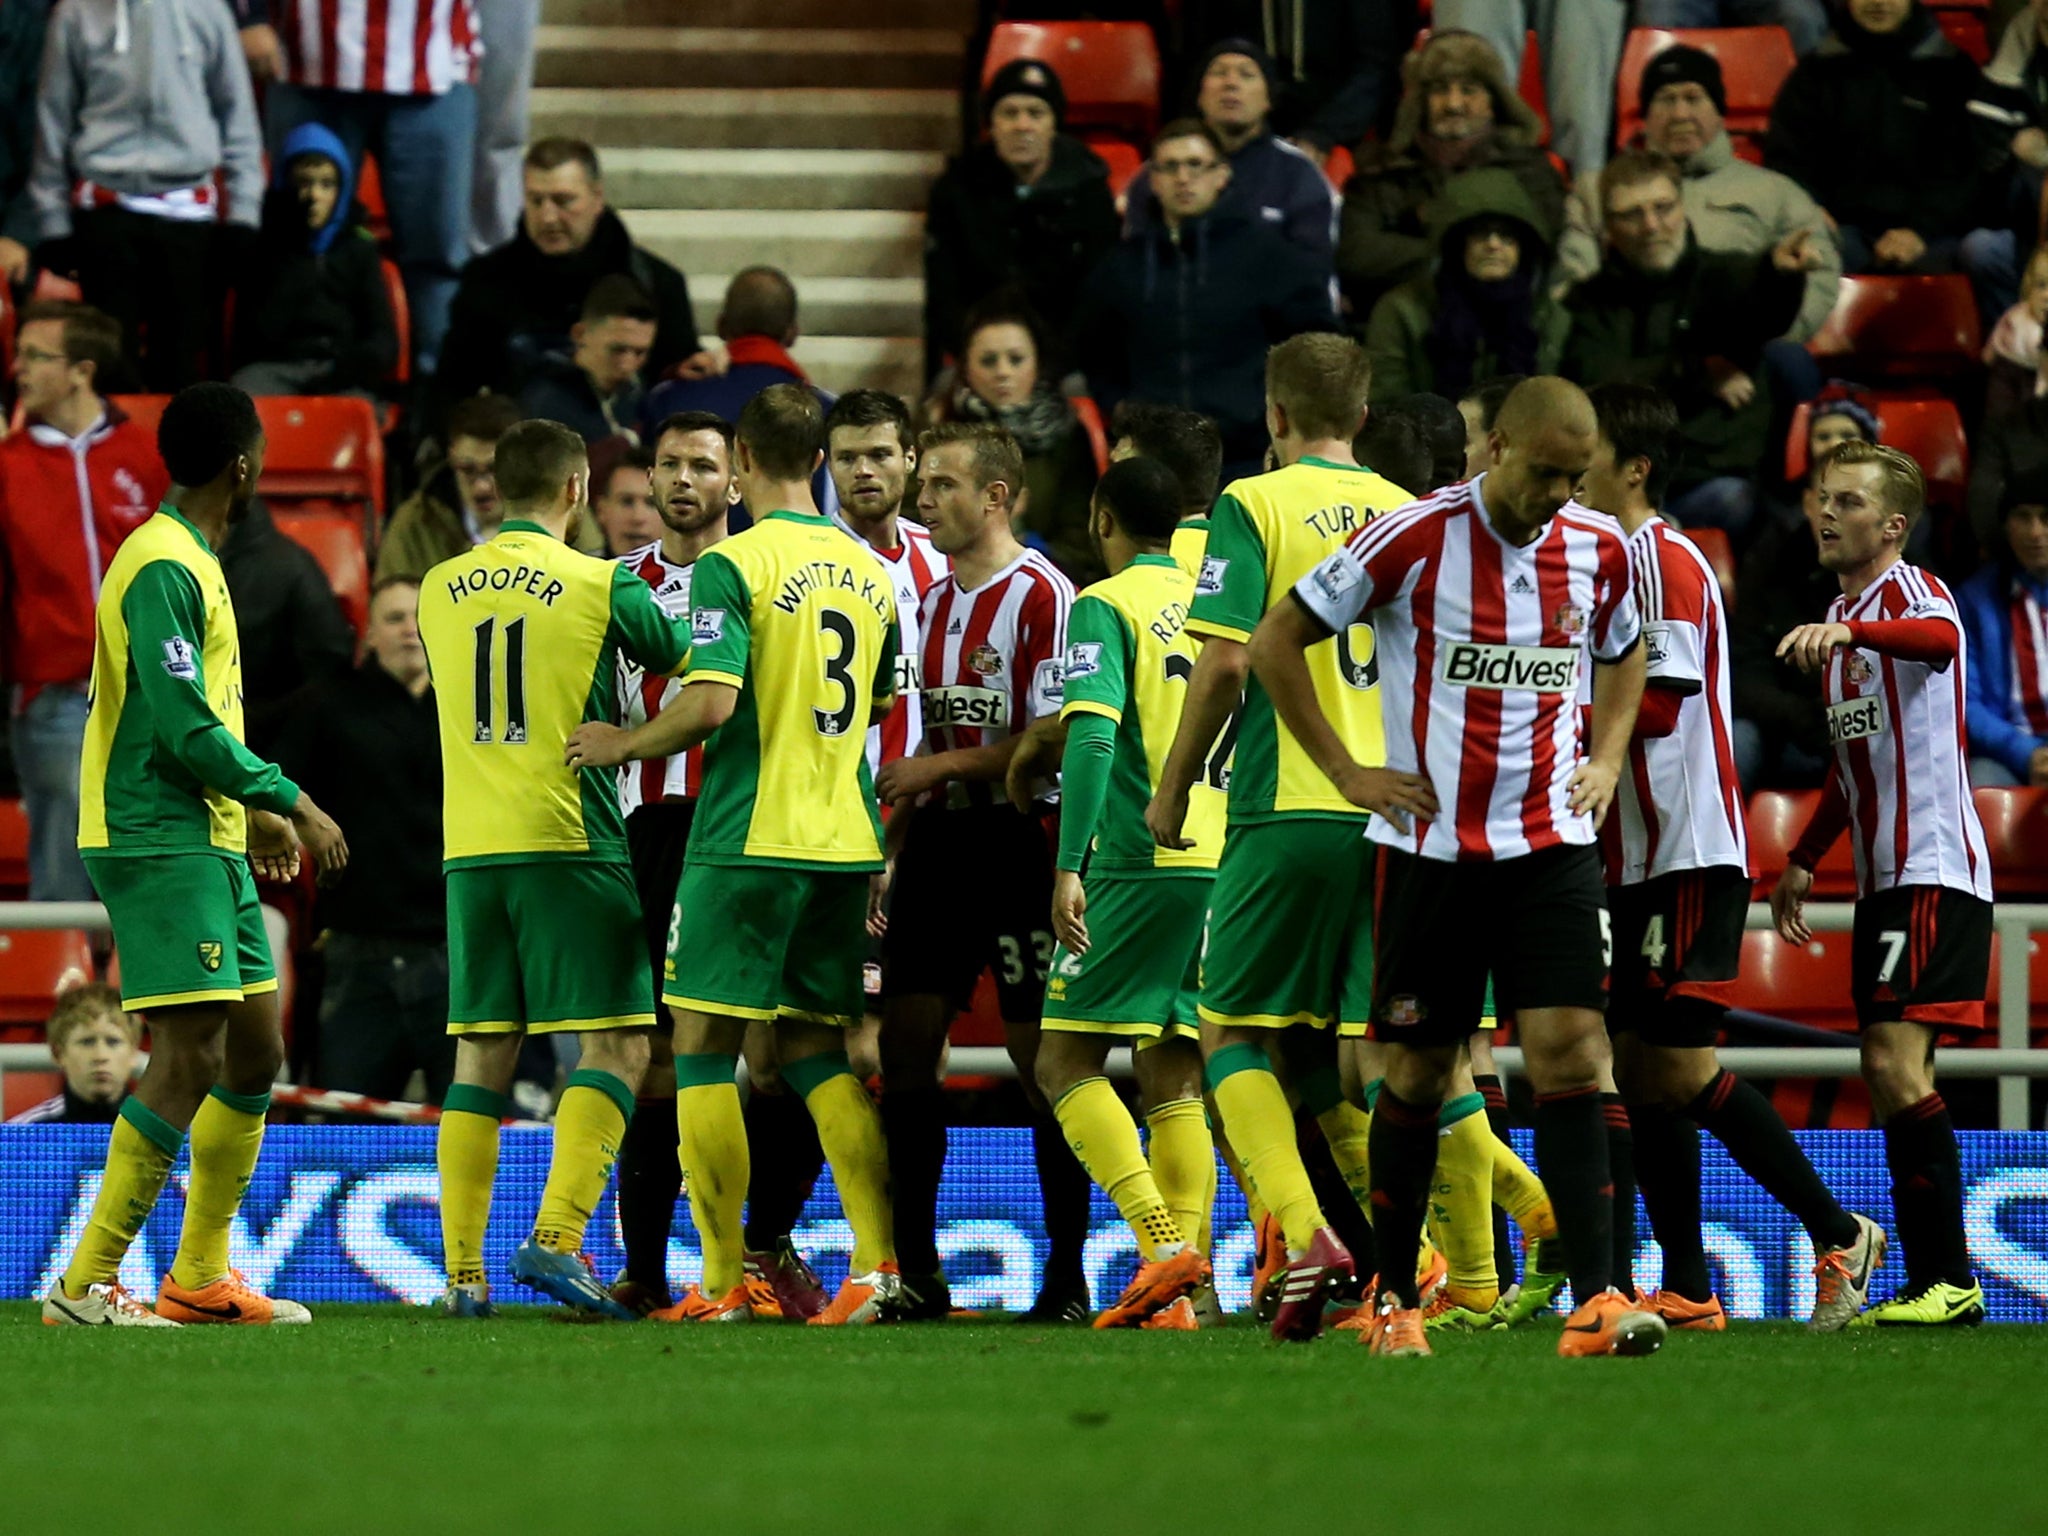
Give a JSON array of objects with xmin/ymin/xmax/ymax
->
[{"xmin": 28, "ymin": 0, "xmax": 262, "ymax": 240}]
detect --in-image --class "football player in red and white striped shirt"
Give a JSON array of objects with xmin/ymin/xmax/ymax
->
[
  {"xmin": 1772, "ymin": 441, "xmax": 1994, "ymax": 1328},
  {"xmin": 1583, "ymin": 386, "xmax": 1880, "ymax": 1335},
  {"xmin": 870, "ymin": 421, "xmax": 1084, "ymax": 1321},
  {"xmin": 1257, "ymin": 378, "xmax": 1666, "ymax": 1357}
]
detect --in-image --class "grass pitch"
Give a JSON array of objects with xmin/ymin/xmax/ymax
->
[{"xmin": 5, "ymin": 1303, "xmax": 2044, "ymax": 1536}]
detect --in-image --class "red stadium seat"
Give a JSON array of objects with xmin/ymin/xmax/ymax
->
[
  {"xmin": 1323, "ymin": 143, "xmax": 1355, "ymax": 192},
  {"xmin": 1680, "ymin": 526, "xmax": 1735, "ymax": 605},
  {"xmin": 0, "ymin": 800, "xmax": 27, "ymax": 900},
  {"xmin": 982, "ymin": 22, "xmax": 1162, "ymax": 139},
  {"xmin": 2, "ymin": 1068, "xmax": 63, "ymax": 1122},
  {"xmin": 357, "ymin": 155, "xmax": 392, "ymax": 243},
  {"xmin": 1615, "ymin": 27, "xmax": 1797, "ymax": 148},
  {"xmin": 1805, "ymin": 275, "xmax": 1982, "ymax": 381},
  {"xmin": 1934, "ymin": 9, "xmax": 1990, "ymax": 64},
  {"xmin": 1729, "ymin": 928, "xmax": 1857, "ymax": 1033},
  {"xmin": 276, "ymin": 510, "xmax": 370, "ymax": 639},
  {"xmin": 254, "ymin": 396, "xmax": 386, "ymax": 520},
  {"xmin": 0, "ymin": 929, "xmax": 96, "ymax": 1027},
  {"xmin": 1082, "ymin": 134, "xmax": 1144, "ymax": 200},
  {"xmin": 380, "ymin": 257, "xmax": 410, "ymax": 386},
  {"xmin": 1071, "ymin": 394, "xmax": 1110, "ymax": 476},
  {"xmin": 111, "ymin": 393, "xmax": 169, "ymax": 440},
  {"xmin": 1748, "ymin": 789, "xmax": 1857, "ymax": 898},
  {"xmin": 1974, "ymin": 786, "xmax": 2048, "ymax": 898},
  {"xmin": 1782, "ymin": 396, "xmax": 1969, "ymax": 513}
]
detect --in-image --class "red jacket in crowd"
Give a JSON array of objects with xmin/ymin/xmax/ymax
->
[{"xmin": 0, "ymin": 404, "xmax": 168, "ymax": 706}]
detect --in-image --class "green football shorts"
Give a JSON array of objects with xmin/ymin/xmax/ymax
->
[
  {"xmin": 1197, "ymin": 817, "xmax": 1375, "ymax": 1035},
  {"xmin": 86, "ymin": 851, "xmax": 274, "ymax": 1011},
  {"xmin": 663, "ymin": 860, "xmax": 870, "ymax": 1028},
  {"xmin": 446, "ymin": 860, "xmax": 655, "ymax": 1035},
  {"xmin": 1042, "ymin": 874, "xmax": 1209, "ymax": 1040}
]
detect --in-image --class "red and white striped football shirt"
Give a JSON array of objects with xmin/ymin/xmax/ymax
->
[
  {"xmin": 842, "ymin": 517, "xmax": 949, "ymax": 780},
  {"xmin": 1822, "ymin": 562, "xmax": 1992, "ymax": 901},
  {"xmin": 2004, "ymin": 578, "xmax": 2048, "ymax": 735},
  {"xmin": 1604, "ymin": 518, "xmax": 1749, "ymax": 886},
  {"xmin": 1295, "ymin": 479, "xmax": 1641, "ymax": 862},
  {"xmin": 916, "ymin": 548, "xmax": 1073, "ymax": 807},
  {"xmin": 279, "ymin": 0, "xmax": 480, "ymax": 95},
  {"xmin": 616, "ymin": 541, "xmax": 703, "ymax": 812}
]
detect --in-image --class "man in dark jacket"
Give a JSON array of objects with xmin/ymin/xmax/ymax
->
[
  {"xmin": 1073, "ymin": 119, "xmax": 1339, "ymax": 478},
  {"xmin": 518, "ymin": 274, "xmax": 656, "ymax": 447},
  {"xmin": 923, "ymin": 59, "xmax": 1120, "ymax": 380},
  {"xmin": 437, "ymin": 137, "xmax": 699, "ymax": 406},
  {"xmin": 220, "ymin": 500, "xmax": 356, "ymax": 757},
  {"xmin": 0, "ymin": 0, "xmax": 53, "ymax": 288},
  {"xmin": 1167, "ymin": 0, "xmax": 1416, "ymax": 155},
  {"xmin": 1336, "ymin": 28, "xmax": 1590, "ymax": 321},
  {"xmin": 1562, "ymin": 150, "xmax": 1812, "ymax": 542},
  {"xmin": 1766, "ymin": 0, "xmax": 2018, "ymax": 324},
  {"xmin": 230, "ymin": 122, "xmax": 398, "ymax": 396},
  {"xmin": 1730, "ymin": 474, "xmax": 1838, "ymax": 791},
  {"xmin": 1124, "ymin": 38, "xmax": 1337, "ymax": 266}
]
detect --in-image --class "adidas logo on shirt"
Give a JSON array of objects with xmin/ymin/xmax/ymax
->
[{"xmin": 1511, "ymin": 574, "xmax": 1534, "ymax": 595}]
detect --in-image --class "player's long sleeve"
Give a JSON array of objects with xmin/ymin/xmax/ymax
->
[
  {"xmin": 1053, "ymin": 712, "xmax": 1116, "ymax": 874},
  {"xmin": 1789, "ymin": 760, "xmax": 1850, "ymax": 872},
  {"xmin": 1843, "ymin": 618, "xmax": 1959, "ymax": 668},
  {"xmin": 122, "ymin": 561, "xmax": 300, "ymax": 814}
]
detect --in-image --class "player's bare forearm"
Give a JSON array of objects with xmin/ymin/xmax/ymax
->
[
  {"xmin": 1586, "ymin": 643, "xmax": 1647, "ymax": 773},
  {"xmin": 1005, "ymin": 713, "xmax": 1069, "ymax": 807},
  {"xmin": 1248, "ymin": 600, "xmax": 1355, "ymax": 785},
  {"xmin": 1160, "ymin": 633, "xmax": 1246, "ymax": 800},
  {"xmin": 925, "ymin": 739, "xmax": 1021, "ymax": 786},
  {"xmin": 614, "ymin": 680, "xmax": 738, "ymax": 764}
]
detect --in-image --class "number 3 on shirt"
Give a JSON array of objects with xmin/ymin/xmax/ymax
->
[{"xmin": 814, "ymin": 609, "xmax": 858, "ymax": 738}]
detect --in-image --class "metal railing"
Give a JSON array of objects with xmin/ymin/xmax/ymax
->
[{"xmin": 3, "ymin": 901, "xmax": 2044, "ymax": 1130}]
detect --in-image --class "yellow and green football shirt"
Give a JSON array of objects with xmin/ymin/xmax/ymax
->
[
  {"xmin": 79, "ymin": 507, "xmax": 300, "ymax": 857},
  {"xmin": 684, "ymin": 509, "xmax": 898, "ymax": 870},
  {"xmin": 1057, "ymin": 553, "xmax": 1223, "ymax": 876},
  {"xmin": 418, "ymin": 518, "xmax": 689, "ymax": 867},
  {"xmin": 1169, "ymin": 515, "xmax": 1209, "ymax": 583},
  {"xmin": 1185, "ymin": 456, "xmax": 1410, "ymax": 823}
]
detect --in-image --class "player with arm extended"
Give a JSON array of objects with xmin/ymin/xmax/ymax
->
[
  {"xmin": 868, "ymin": 422, "xmax": 1086, "ymax": 1323},
  {"xmin": 1263, "ymin": 377, "xmax": 1664, "ymax": 1358},
  {"xmin": 1582, "ymin": 385, "xmax": 1882, "ymax": 1335},
  {"xmin": 1145, "ymin": 333, "xmax": 1425, "ymax": 1343},
  {"xmin": 418, "ymin": 419, "xmax": 690, "ymax": 1321},
  {"xmin": 1035, "ymin": 457, "xmax": 1221, "ymax": 1331},
  {"xmin": 1770, "ymin": 440, "xmax": 1994, "ymax": 1329},
  {"xmin": 44, "ymin": 383, "xmax": 349, "ymax": 1328},
  {"xmin": 567, "ymin": 385, "xmax": 903, "ymax": 1325},
  {"xmin": 601, "ymin": 411, "xmax": 752, "ymax": 1318}
]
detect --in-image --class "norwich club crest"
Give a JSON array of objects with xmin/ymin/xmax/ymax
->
[{"xmin": 197, "ymin": 940, "xmax": 224, "ymax": 972}]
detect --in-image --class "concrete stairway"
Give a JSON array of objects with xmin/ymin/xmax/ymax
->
[{"xmin": 533, "ymin": 0, "xmax": 976, "ymax": 401}]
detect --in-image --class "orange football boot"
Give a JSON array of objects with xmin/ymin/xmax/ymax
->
[
  {"xmin": 155, "ymin": 1269, "xmax": 311, "ymax": 1325},
  {"xmin": 1557, "ymin": 1288, "xmax": 1669, "ymax": 1357},
  {"xmin": 1094, "ymin": 1249, "xmax": 1209, "ymax": 1329},
  {"xmin": 1642, "ymin": 1290, "xmax": 1727, "ymax": 1331},
  {"xmin": 650, "ymin": 1282, "xmax": 754, "ymax": 1322}
]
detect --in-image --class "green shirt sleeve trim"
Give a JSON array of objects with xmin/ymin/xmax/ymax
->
[
  {"xmin": 683, "ymin": 550, "xmax": 753, "ymax": 683},
  {"xmin": 1187, "ymin": 493, "xmax": 1268, "ymax": 640},
  {"xmin": 609, "ymin": 562, "xmax": 690, "ymax": 678},
  {"xmin": 1055, "ymin": 710, "xmax": 1118, "ymax": 873},
  {"xmin": 121, "ymin": 560, "xmax": 300, "ymax": 817},
  {"xmin": 1060, "ymin": 593, "xmax": 1133, "ymax": 720},
  {"xmin": 871, "ymin": 611, "xmax": 900, "ymax": 713}
]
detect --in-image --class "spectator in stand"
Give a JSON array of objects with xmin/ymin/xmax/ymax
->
[
  {"xmin": 1370, "ymin": 392, "xmax": 1469, "ymax": 492},
  {"xmin": 641, "ymin": 267, "xmax": 830, "ymax": 429},
  {"xmin": 591, "ymin": 446, "xmax": 663, "ymax": 557},
  {"xmin": 1969, "ymin": 354, "xmax": 2048, "ymax": 551},
  {"xmin": 923, "ymin": 58, "xmax": 1119, "ymax": 382},
  {"xmin": 1336, "ymin": 30, "xmax": 1588, "ymax": 321},
  {"xmin": 220, "ymin": 499, "xmax": 355, "ymax": 758},
  {"xmin": 1107, "ymin": 400, "xmax": 1225, "ymax": 519},
  {"xmin": 1431, "ymin": 0, "xmax": 1625, "ymax": 182},
  {"xmin": 4, "ymin": 983, "xmax": 136, "ymax": 1124},
  {"xmin": 1562, "ymin": 151, "xmax": 1813, "ymax": 540},
  {"xmin": 1169, "ymin": 0, "xmax": 1417, "ymax": 155},
  {"xmin": 1352, "ymin": 409, "xmax": 1433, "ymax": 495},
  {"xmin": 279, "ymin": 577, "xmax": 454, "ymax": 1103},
  {"xmin": 518, "ymin": 274, "xmax": 658, "ymax": 448},
  {"xmin": 1766, "ymin": 0, "xmax": 2019, "ymax": 328},
  {"xmin": 0, "ymin": 302, "xmax": 166, "ymax": 901},
  {"xmin": 1633, "ymin": 0, "xmax": 1830, "ymax": 57},
  {"xmin": 1640, "ymin": 43, "xmax": 1841, "ymax": 411},
  {"xmin": 1983, "ymin": 242, "xmax": 2048, "ymax": 421},
  {"xmin": 1730, "ymin": 460, "xmax": 1838, "ymax": 789},
  {"xmin": 471, "ymin": 0, "xmax": 540, "ymax": 254},
  {"xmin": 229, "ymin": 123, "xmax": 397, "ymax": 399},
  {"xmin": 439, "ymin": 138, "xmax": 700, "ymax": 406},
  {"xmin": 1124, "ymin": 39, "xmax": 1337, "ymax": 265},
  {"xmin": 376, "ymin": 393, "xmax": 523, "ymax": 582},
  {"xmin": 27, "ymin": 0, "xmax": 262, "ymax": 392},
  {"xmin": 1362, "ymin": 167, "xmax": 1567, "ymax": 403},
  {"xmin": 0, "ymin": 0, "xmax": 55, "ymax": 289},
  {"xmin": 1455, "ymin": 372, "xmax": 1523, "ymax": 478},
  {"xmin": 929, "ymin": 294, "xmax": 1100, "ymax": 583},
  {"xmin": 1961, "ymin": 469, "xmax": 2048, "ymax": 786},
  {"xmin": 1072, "ymin": 119, "xmax": 1338, "ymax": 480},
  {"xmin": 262, "ymin": 0, "xmax": 478, "ymax": 371}
]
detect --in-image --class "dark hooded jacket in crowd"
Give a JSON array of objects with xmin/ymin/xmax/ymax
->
[
  {"xmin": 1071, "ymin": 201, "xmax": 1338, "ymax": 473},
  {"xmin": 229, "ymin": 122, "xmax": 396, "ymax": 391},
  {"xmin": 923, "ymin": 134, "xmax": 1120, "ymax": 379},
  {"xmin": 437, "ymin": 206, "xmax": 698, "ymax": 404}
]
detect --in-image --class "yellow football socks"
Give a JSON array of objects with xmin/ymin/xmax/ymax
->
[
  {"xmin": 62, "ymin": 1097, "xmax": 182, "ymax": 1297},
  {"xmin": 1428, "ymin": 1094, "xmax": 1500, "ymax": 1313},
  {"xmin": 1213, "ymin": 1111, "xmax": 1266, "ymax": 1230},
  {"xmin": 1207, "ymin": 1043, "xmax": 1325, "ymax": 1254},
  {"xmin": 436, "ymin": 1084, "xmax": 504, "ymax": 1287},
  {"xmin": 781, "ymin": 1052, "xmax": 895, "ymax": 1275},
  {"xmin": 1143, "ymin": 1096, "xmax": 1214, "ymax": 1251},
  {"xmin": 533, "ymin": 1070, "xmax": 633, "ymax": 1255},
  {"xmin": 1051, "ymin": 1077, "xmax": 1184, "ymax": 1261},
  {"xmin": 169, "ymin": 1087, "xmax": 270, "ymax": 1290},
  {"xmin": 1315, "ymin": 1100, "xmax": 1374, "ymax": 1216},
  {"xmin": 676, "ymin": 1054, "xmax": 749, "ymax": 1295},
  {"xmin": 1492, "ymin": 1127, "xmax": 1560, "ymax": 1241}
]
